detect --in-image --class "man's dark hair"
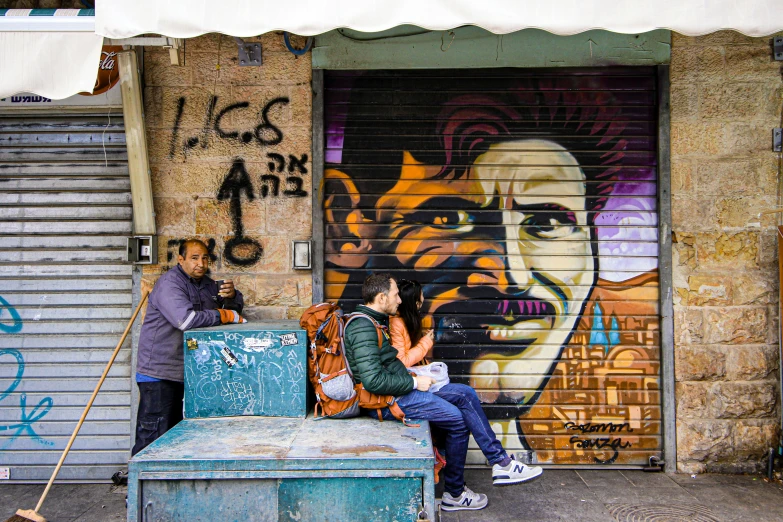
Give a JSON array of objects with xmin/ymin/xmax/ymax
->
[
  {"xmin": 362, "ymin": 273, "xmax": 395, "ymax": 304},
  {"xmin": 328, "ymin": 69, "xmax": 645, "ymax": 222},
  {"xmin": 179, "ymin": 239, "xmax": 209, "ymax": 257}
]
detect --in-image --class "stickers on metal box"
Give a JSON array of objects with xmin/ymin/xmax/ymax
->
[
  {"xmin": 243, "ymin": 337, "xmax": 274, "ymax": 351},
  {"xmin": 218, "ymin": 344, "xmax": 238, "ymax": 368},
  {"xmin": 279, "ymin": 333, "xmax": 299, "ymax": 347}
]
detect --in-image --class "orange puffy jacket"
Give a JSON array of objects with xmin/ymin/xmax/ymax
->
[{"xmin": 389, "ymin": 316, "xmax": 434, "ymax": 367}]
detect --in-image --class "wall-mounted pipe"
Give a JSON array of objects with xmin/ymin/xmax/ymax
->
[
  {"xmin": 118, "ymin": 48, "xmax": 156, "ymax": 236},
  {"xmin": 284, "ymin": 32, "xmax": 313, "ymax": 56}
]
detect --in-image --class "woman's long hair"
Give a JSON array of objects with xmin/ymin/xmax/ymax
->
[{"xmin": 397, "ymin": 279, "xmax": 423, "ymax": 344}]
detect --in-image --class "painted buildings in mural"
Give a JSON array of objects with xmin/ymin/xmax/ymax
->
[{"xmin": 323, "ymin": 70, "xmax": 660, "ymax": 465}]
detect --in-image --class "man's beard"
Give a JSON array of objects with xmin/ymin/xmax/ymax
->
[
  {"xmin": 430, "ymin": 285, "xmax": 558, "ymax": 352},
  {"xmin": 430, "ymin": 287, "xmax": 562, "ymax": 420}
]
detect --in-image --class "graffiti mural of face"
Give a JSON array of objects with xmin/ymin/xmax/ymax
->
[{"xmin": 375, "ymin": 139, "xmax": 596, "ymax": 412}]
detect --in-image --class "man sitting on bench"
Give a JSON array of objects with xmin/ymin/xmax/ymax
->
[{"xmin": 343, "ymin": 273, "xmax": 543, "ymax": 512}]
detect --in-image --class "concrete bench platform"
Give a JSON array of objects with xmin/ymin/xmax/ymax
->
[{"xmin": 128, "ymin": 415, "xmax": 435, "ymax": 521}]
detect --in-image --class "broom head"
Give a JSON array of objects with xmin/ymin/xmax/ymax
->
[{"xmin": 5, "ymin": 509, "xmax": 47, "ymax": 522}]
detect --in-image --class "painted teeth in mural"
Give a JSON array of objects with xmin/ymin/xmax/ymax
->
[{"xmin": 323, "ymin": 69, "xmax": 660, "ymax": 466}]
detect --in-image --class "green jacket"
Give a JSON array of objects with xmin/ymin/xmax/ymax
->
[{"xmin": 344, "ymin": 305, "xmax": 415, "ymax": 397}]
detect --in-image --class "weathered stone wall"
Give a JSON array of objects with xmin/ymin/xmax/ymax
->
[
  {"xmin": 142, "ymin": 34, "xmax": 313, "ymax": 321},
  {"xmin": 671, "ymin": 31, "xmax": 783, "ymax": 472},
  {"xmin": 139, "ymin": 29, "xmax": 783, "ymax": 473}
]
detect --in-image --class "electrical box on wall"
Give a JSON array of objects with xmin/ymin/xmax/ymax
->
[
  {"xmin": 127, "ymin": 236, "xmax": 158, "ymax": 264},
  {"xmin": 234, "ymin": 37, "xmax": 262, "ymax": 66},
  {"xmin": 292, "ymin": 240, "xmax": 312, "ymax": 270}
]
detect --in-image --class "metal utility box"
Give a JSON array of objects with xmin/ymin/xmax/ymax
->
[
  {"xmin": 128, "ymin": 415, "xmax": 436, "ymax": 521},
  {"xmin": 183, "ymin": 322, "xmax": 307, "ymax": 419}
]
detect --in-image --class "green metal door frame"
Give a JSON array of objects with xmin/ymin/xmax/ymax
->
[
  {"xmin": 310, "ymin": 27, "xmax": 675, "ymax": 471},
  {"xmin": 312, "ymin": 26, "xmax": 671, "ymax": 69}
]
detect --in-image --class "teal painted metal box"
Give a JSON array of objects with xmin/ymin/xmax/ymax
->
[
  {"xmin": 183, "ymin": 321, "xmax": 307, "ymax": 419},
  {"xmin": 127, "ymin": 416, "xmax": 436, "ymax": 521}
]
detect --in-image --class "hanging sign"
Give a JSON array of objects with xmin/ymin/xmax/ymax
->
[{"xmin": 81, "ymin": 45, "xmax": 122, "ymax": 96}]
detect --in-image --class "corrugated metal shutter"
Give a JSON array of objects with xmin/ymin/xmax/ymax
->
[
  {"xmin": 0, "ymin": 111, "xmax": 132, "ymax": 482},
  {"xmin": 323, "ymin": 68, "xmax": 661, "ymax": 467}
]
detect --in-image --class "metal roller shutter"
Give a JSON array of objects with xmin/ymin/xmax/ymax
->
[
  {"xmin": 0, "ymin": 111, "xmax": 132, "ymax": 482},
  {"xmin": 323, "ymin": 68, "xmax": 661, "ymax": 467}
]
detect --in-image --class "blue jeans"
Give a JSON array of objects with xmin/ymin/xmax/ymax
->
[{"xmin": 375, "ymin": 383, "xmax": 507, "ymax": 496}]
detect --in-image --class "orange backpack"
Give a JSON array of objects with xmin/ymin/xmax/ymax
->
[
  {"xmin": 299, "ymin": 302, "xmax": 407, "ymax": 422},
  {"xmin": 299, "ymin": 303, "xmax": 445, "ymax": 483}
]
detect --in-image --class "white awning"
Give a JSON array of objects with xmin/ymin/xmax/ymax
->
[
  {"xmin": 0, "ymin": 9, "xmax": 104, "ymax": 100},
  {"xmin": 95, "ymin": 0, "xmax": 783, "ymax": 38},
  {"xmin": 2, "ymin": 1, "xmax": 781, "ymax": 101}
]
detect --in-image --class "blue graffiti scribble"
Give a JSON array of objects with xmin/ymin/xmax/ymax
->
[
  {"xmin": 0, "ymin": 296, "xmax": 23, "ymax": 334},
  {"xmin": 0, "ymin": 348, "xmax": 23, "ymax": 401},
  {"xmin": 0, "ymin": 349, "xmax": 55, "ymax": 449},
  {"xmin": 0, "ymin": 388, "xmax": 54, "ymax": 449},
  {"xmin": 0, "ymin": 296, "xmax": 54, "ymax": 449}
]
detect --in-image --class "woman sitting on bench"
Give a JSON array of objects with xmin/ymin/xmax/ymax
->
[{"xmin": 388, "ymin": 279, "xmax": 543, "ymax": 511}]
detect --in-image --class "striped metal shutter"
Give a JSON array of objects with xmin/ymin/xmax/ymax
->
[
  {"xmin": 0, "ymin": 111, "xmax": 132, "ymax": 482},
  {"xmin": 323, "ymin": 68, "xmax": 661, "ymax": 467}
]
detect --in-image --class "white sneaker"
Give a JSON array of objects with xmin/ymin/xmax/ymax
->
[
  {"xmin": 440, "ymin": 485, "xmax": 488, "ymax": 511},
  {"xmin": 492, "ymin": 455, "xmax": 543, "ymax": 485}
]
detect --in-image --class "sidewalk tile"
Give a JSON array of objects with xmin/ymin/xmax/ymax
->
[
  {"xmin": 0, "ymin": 485, "xmax": 39, "ymax": 511},
  {"xmin": 621, "ymin": 471, "xmax": 680, "ymax": 487},
  {"xmin": 683, "ymin": 484, "xmax": 783, "ymax": 521},
  {"xmin": 36, "ymin": 484, "xmax": 113, "ymax": 521},
  {"xmin": 533, "ymin": 469, "xmax": 585, "ymax": 488},
  {"xmin": 576, "ymin": 470, "xmax": 634, "ymax": 488},
  {"xmin": 669, "ymin": 473, "xmax": 774, "ymax": 487},
  {"xmin": 439, "ymin": 469, "xmax": 613, "ymax": 522},
  {"xmin": 73, "ymin": 495, "xmax": 126, "ymax": 522},
  {"xmin": 592, "ymin": 485, "xmax": 698, "ymax": 505}
]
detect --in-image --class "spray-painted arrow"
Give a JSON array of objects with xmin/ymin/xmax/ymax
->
[{"xmin": 217, "ymin": 158, "xmax": 263, "ymax": 266}]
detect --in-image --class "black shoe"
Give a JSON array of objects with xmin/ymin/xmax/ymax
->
[{"xmin": 112, "ymin": 470, "xmax": 128, "ymax": 486}]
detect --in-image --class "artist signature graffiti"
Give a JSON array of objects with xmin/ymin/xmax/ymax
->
[
  {"xmin": 569, "ymin": 435, "xmax": 632, "ymax": 465},
  {"xmin": 0, "ymin": 296, "xmax": 53, "ymax": 449},
  {"xmin": 564, "ymin": 421, "xmax": 634, "ymax": 464}
]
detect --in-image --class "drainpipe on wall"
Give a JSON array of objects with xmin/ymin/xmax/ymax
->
[
  {"xmin": 117, "ymin": 47, "xmax": 156, "ymax": 455},
  {"xmin": 775, "ymin": 93, "xmax": 783, "ymax": 478},
  {"xmin": 775, "ymin": 207, "xmax": 783, "ymax": 479},
  {"xmin": 118, "ymin": 46, "xmax": 155, "ymax": 235}
]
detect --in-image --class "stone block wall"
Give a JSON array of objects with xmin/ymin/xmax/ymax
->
[
  {"xmin": 671, "ymin": 31, "xmax": 783, "ymax": 472},
  {"xmin": 138, "ymin": 29, "xmax": 783, "ymax": 473},
  {"xmin": 142, "ymin": 33, "xmax": 313, "ymax": 321}
]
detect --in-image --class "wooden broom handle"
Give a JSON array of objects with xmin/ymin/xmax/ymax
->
[{"xmin": 34, "ymin": 291, "xmax": 150, "ymax": 513}]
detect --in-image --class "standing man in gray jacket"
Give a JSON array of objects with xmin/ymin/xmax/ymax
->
[{"xmin": 132, "ymin": 239, "xmax": 246, "ymax": 455}]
